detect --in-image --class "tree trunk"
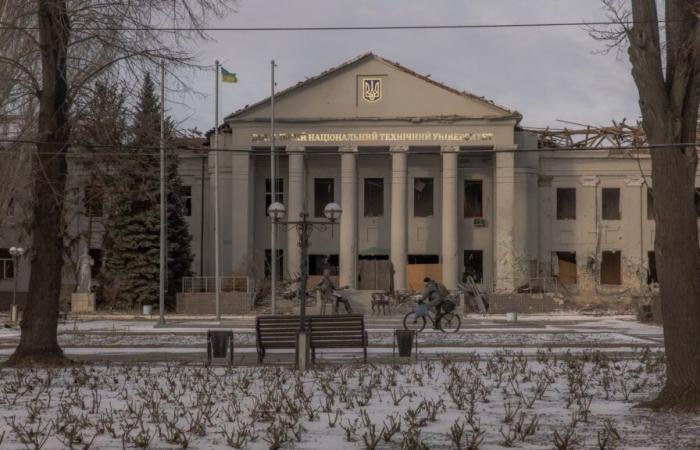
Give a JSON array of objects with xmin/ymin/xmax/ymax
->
[
  {"xmin": 5, "ymin": 0, "xmax": 70, "ymax": 367},
  {"xmin": 628, "ymin": 0, "xmax": 700, "ymax": 411}
]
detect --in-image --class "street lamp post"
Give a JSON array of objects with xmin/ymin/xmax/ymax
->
[
  {"xmin": 268, "ymin": 201, "xmax": 341, "ymax": 370},
  {"xmin": 9, "ymin": 246, "xmax": 25, "ymax": 323}
]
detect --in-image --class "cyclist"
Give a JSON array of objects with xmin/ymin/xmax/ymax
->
[{"xmin": 420, "ymin": 277, "xmax": 447, "ymax": 328}]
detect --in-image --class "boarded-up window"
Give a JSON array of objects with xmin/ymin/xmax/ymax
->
[
  {"xmin": 647, "ymin": 188, "xmax": 654, "ymax": 220},
  {"xmin": 414, "ymin": 178, "xmax": 434, "ymax": 217},
  {"xmin": 556, "ymin": 188, "xmax": 576, "ymax": 220},
  {"xmin": 364, "ymin": 178, "xmax": 384, "ymax": 217},
  {"xmin": 601, "ymin": 251, "xmax": 622, "ymax": 285},
  {"xmin": 555, "ymin": 251, "xmax": 577, "ymax": 285},
  {"xmin": 602, "ymin": 188, "xmax": 621, "ymax": 220},
  {"xmin": 647, "ymin": 251, "xmax": 658, "ymax": 284},
  {"xmin": 265, "ymin": 178, "xmax": 283, "ymax": 216},
  {"xmin": 264, "ymin": 249, "xmax": 284, "ymax": 279},
  {"xmin": 314, "ymin": 178, "xmax": 334, "ymax": 217},
  {"xmin": 463, "ymin": 250, "xmax": 483, "ymax": 283},
  {"xmin": 464, "ymin": 180, "xmax": 483, "ymax": 218}
]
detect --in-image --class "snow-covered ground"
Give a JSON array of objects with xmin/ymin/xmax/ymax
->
[{"xmin": 0, "ymin": 349, "xmax": 697, "ymax": 449}]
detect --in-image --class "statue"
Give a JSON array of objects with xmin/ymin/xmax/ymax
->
[{"xmin": 77, "ymin": 253, "xmax": 94, "ymax": 293}]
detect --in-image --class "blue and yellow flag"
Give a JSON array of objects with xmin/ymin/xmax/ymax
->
[{"xmin": 221, "ymin": 67, "xmax": 238, "ymax": 83}]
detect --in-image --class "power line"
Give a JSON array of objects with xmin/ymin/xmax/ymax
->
[
  {"xmin": 1, "ymin": 138, "xmax": 698, "ymax": 156},
  {"xmin": 0, "ymin": 20, "xmax": 671, "ymax": 33}
]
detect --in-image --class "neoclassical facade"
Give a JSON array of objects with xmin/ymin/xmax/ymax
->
[{"xmin": 207, "ymin": 53, "xmax": 544, "ymax": 292}]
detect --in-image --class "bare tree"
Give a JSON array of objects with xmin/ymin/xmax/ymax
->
[
  {"xmin": 0, "ymin": 0, "xmax": 234, "ymax": 366},
  {"xmin": 592, "ymin": 0, "xmax": 700, "ymax": 410}
]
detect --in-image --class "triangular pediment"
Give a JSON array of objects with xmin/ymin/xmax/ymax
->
[{"xmin": 226, "ymin": 53, "xmax": 519, "ymax": 123}]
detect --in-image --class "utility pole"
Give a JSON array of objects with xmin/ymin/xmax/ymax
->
[
  {"xmin": 214, "ymin": 60, "xmax": 221, "ymax": 321},
  {"xmin": 158, "ymin": 61, "xmax": 166, "ymax": 325},
  {"xmin": 270, "ymin": 60, "xmax": 277, "ymax": 315}
]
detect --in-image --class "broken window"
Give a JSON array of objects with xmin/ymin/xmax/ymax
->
[
  {"xmin": 265, "ymin": 178, "xmax": 284, "ymax": 216},
  {"xmin": 84, "ymin": 185, "xmax": 104, "ymax": 217},
  {"xmin": 554, "ymin": 251, "xmax": 577, "ymax": 285},
  {"xmin": 264, "ymin": 249, "xmax": 284, "ymax": 279},
  {"xmin": 181, "ymin": 185, "xmax": 192, "ymax": 217},
  {"xmin": 647, "ymin": 188, "xmax": 654, "ymax": 220},
  {"xmin": 414, "ymin": 178, "xmax": 434, "ymax": 217},
  {"xmin": 308, "ymin": 254, "xmax": 339, "ymax": 276},
  {"xmin": 363, "ymin": 178, "xmax": 384, "ymax": 217},
  {"xmin": 464, "ymin": 180, "xmax": 483, "ymax": 218},
  {"xmin": 314, "ymin": 178, "xmax": 334, "ymax": 217},
  {"xmin": 647, "ymin": 251, "xmax": 658, "ymax": 284},
  {"xmin": 462, "ymin": 250, "xmax": 483, "ymax": 283},
  {"xmin": 556, "ymin": 188, "xmax": 576, "ymax": 220},
  {"xmin": 696, "ymin": 188, "xmax": 700, "ymax": 218},
  {"xmin": 408, "ymin": 254, "xmax": 439, "ymax": 264},
  {"xmin": 600, "ymin": 250, "xmax": 622, "ymax": 285},
  {"xmin": 602, "ymin": 188, "xmax": 621, "ymax": 220}
]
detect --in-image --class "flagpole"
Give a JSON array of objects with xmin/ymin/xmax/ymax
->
[
  {"xmin": 159, "ymin": 61, "xmax": 166, "ymax": 326},
  {"xmin": 214, "ymin": 60, "xmax": 221, "ymax": 321},
  {"xmin": 270, "ymin": 60, "xmax": 277, "ymax": 315}
]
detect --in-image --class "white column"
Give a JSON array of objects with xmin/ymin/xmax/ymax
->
[
  {"xmin": 390, "ymin": 145, "xmax": 409, "ymax": 291},
  {"xmin": 339, "ymin": 146, "xmax": 358, "ymax": 288},
  {"xmin": 493, "ymin": 147, "xmax": 517, "ymax": 292},
  {"xmin": 441, "ymin": 145, "xmax": 460, "ymax": 290},
  {"xmin": 286, "ymin": 146, "xmax": 305, "ymax": 279},
  {"xmin": 231, "ymin": 150, "xmax": 254, "ymax": 275}
]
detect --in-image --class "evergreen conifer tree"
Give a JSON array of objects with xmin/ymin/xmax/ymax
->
[{"xmin": 101, "ymin": 73, "xmax": 193, "ymax": 310}]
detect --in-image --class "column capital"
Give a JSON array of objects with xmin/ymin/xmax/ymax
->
[
  {"xmin": 338, "ymin": 145, "xmax": 357, "ymax": 153},
  {"xmin": 441, "ymin": 145, "xmax": 460, "ymax": 154},
  {"xmin": 286, "ymin": 145, "xmax": 305, "ymax": 153},
  {"xmin": 389, "ymin": 145, "xmax": 409, "ymax": 153}
]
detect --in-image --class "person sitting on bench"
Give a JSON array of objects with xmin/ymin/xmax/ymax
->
[{"xmin": 317, "ymin": 269, "xmax": 352, "ymax": 314}]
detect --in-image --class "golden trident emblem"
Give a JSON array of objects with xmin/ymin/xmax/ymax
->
[{"xmin": 362, "ymin": 78, "xmax": 381, "ymax": 103}]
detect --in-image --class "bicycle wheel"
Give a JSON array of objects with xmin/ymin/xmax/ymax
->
[
  {"xmin": 403, "ymin": 312, "xmax": 426, "ymax": 332},
  {"xmin": 439, "ymin": 312, "xmax": 461, "ymax": 333}
]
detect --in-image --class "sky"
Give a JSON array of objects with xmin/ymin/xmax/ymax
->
[{"xmin": 169, "ymin": 0, "xmax": 641, "ymax": 133}]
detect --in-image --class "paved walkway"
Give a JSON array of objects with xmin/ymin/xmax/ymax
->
[{"xmin": 0, "ymin": 313, "xmax": 663, "ymax": 365}]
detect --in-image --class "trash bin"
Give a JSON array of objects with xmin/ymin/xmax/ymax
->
[
  {"xmin": 209, "ymin": 332, "xmax": 230, "ymax": 358},
  {"xmin": 142, "ymin": 304, "xmax": 153, "ymax": 315},
  {"xmin": 395, "ymin": 329, "xmax": 415, "ymax": 357}
]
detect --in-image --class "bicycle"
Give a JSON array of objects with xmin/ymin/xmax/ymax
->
[{"xmin": 403, "ymin": 298, "xmax": 461, "ymax": 332}]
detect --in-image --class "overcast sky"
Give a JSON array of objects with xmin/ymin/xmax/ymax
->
[{"xmin": 170, "ymin": 0, "xmax": 640, "ymax": 132}]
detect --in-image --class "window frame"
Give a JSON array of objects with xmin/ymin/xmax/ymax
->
[
  {"xmin": 363, "ymin": 178, "xmax": 384, "ymax": 218},
  {"xmin": 265, "ymin": 178, "xmax": 284, "ymax": 216},
  {"xmin": 556, "ymin": 187, "xmax": 577, "ymax": 220},
  {"xmin": 463, "ymin": 179, "xmax": 484, "ymax": 218},
  {"xmin": 413, "ymin": 177, "xmax": 434, "ymax": 218},
  {"xmin": 313, "ymin": 178, "xmax": 334, "ymax": 218}
]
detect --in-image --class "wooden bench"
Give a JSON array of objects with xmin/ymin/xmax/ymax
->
[
  {"xmin": 309, "ymin": 315, "xmax": 367, "ymax": 363},
  {"xmin": 255, "ymin": 315, "xmax": 308, "ymax": 363}
]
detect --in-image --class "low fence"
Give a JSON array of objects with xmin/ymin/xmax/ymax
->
[
  {"xmin": 181, "ymin": 276, "xmax": 253, "ymax": 293},
  {"xmin": 177, "ymin": 276, "xmax": 255, "ymax": 315}
]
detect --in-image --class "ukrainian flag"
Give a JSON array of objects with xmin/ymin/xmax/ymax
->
[{"xmin": 221, "ymin": 67, "xmax": 238, "ymax": 83}]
